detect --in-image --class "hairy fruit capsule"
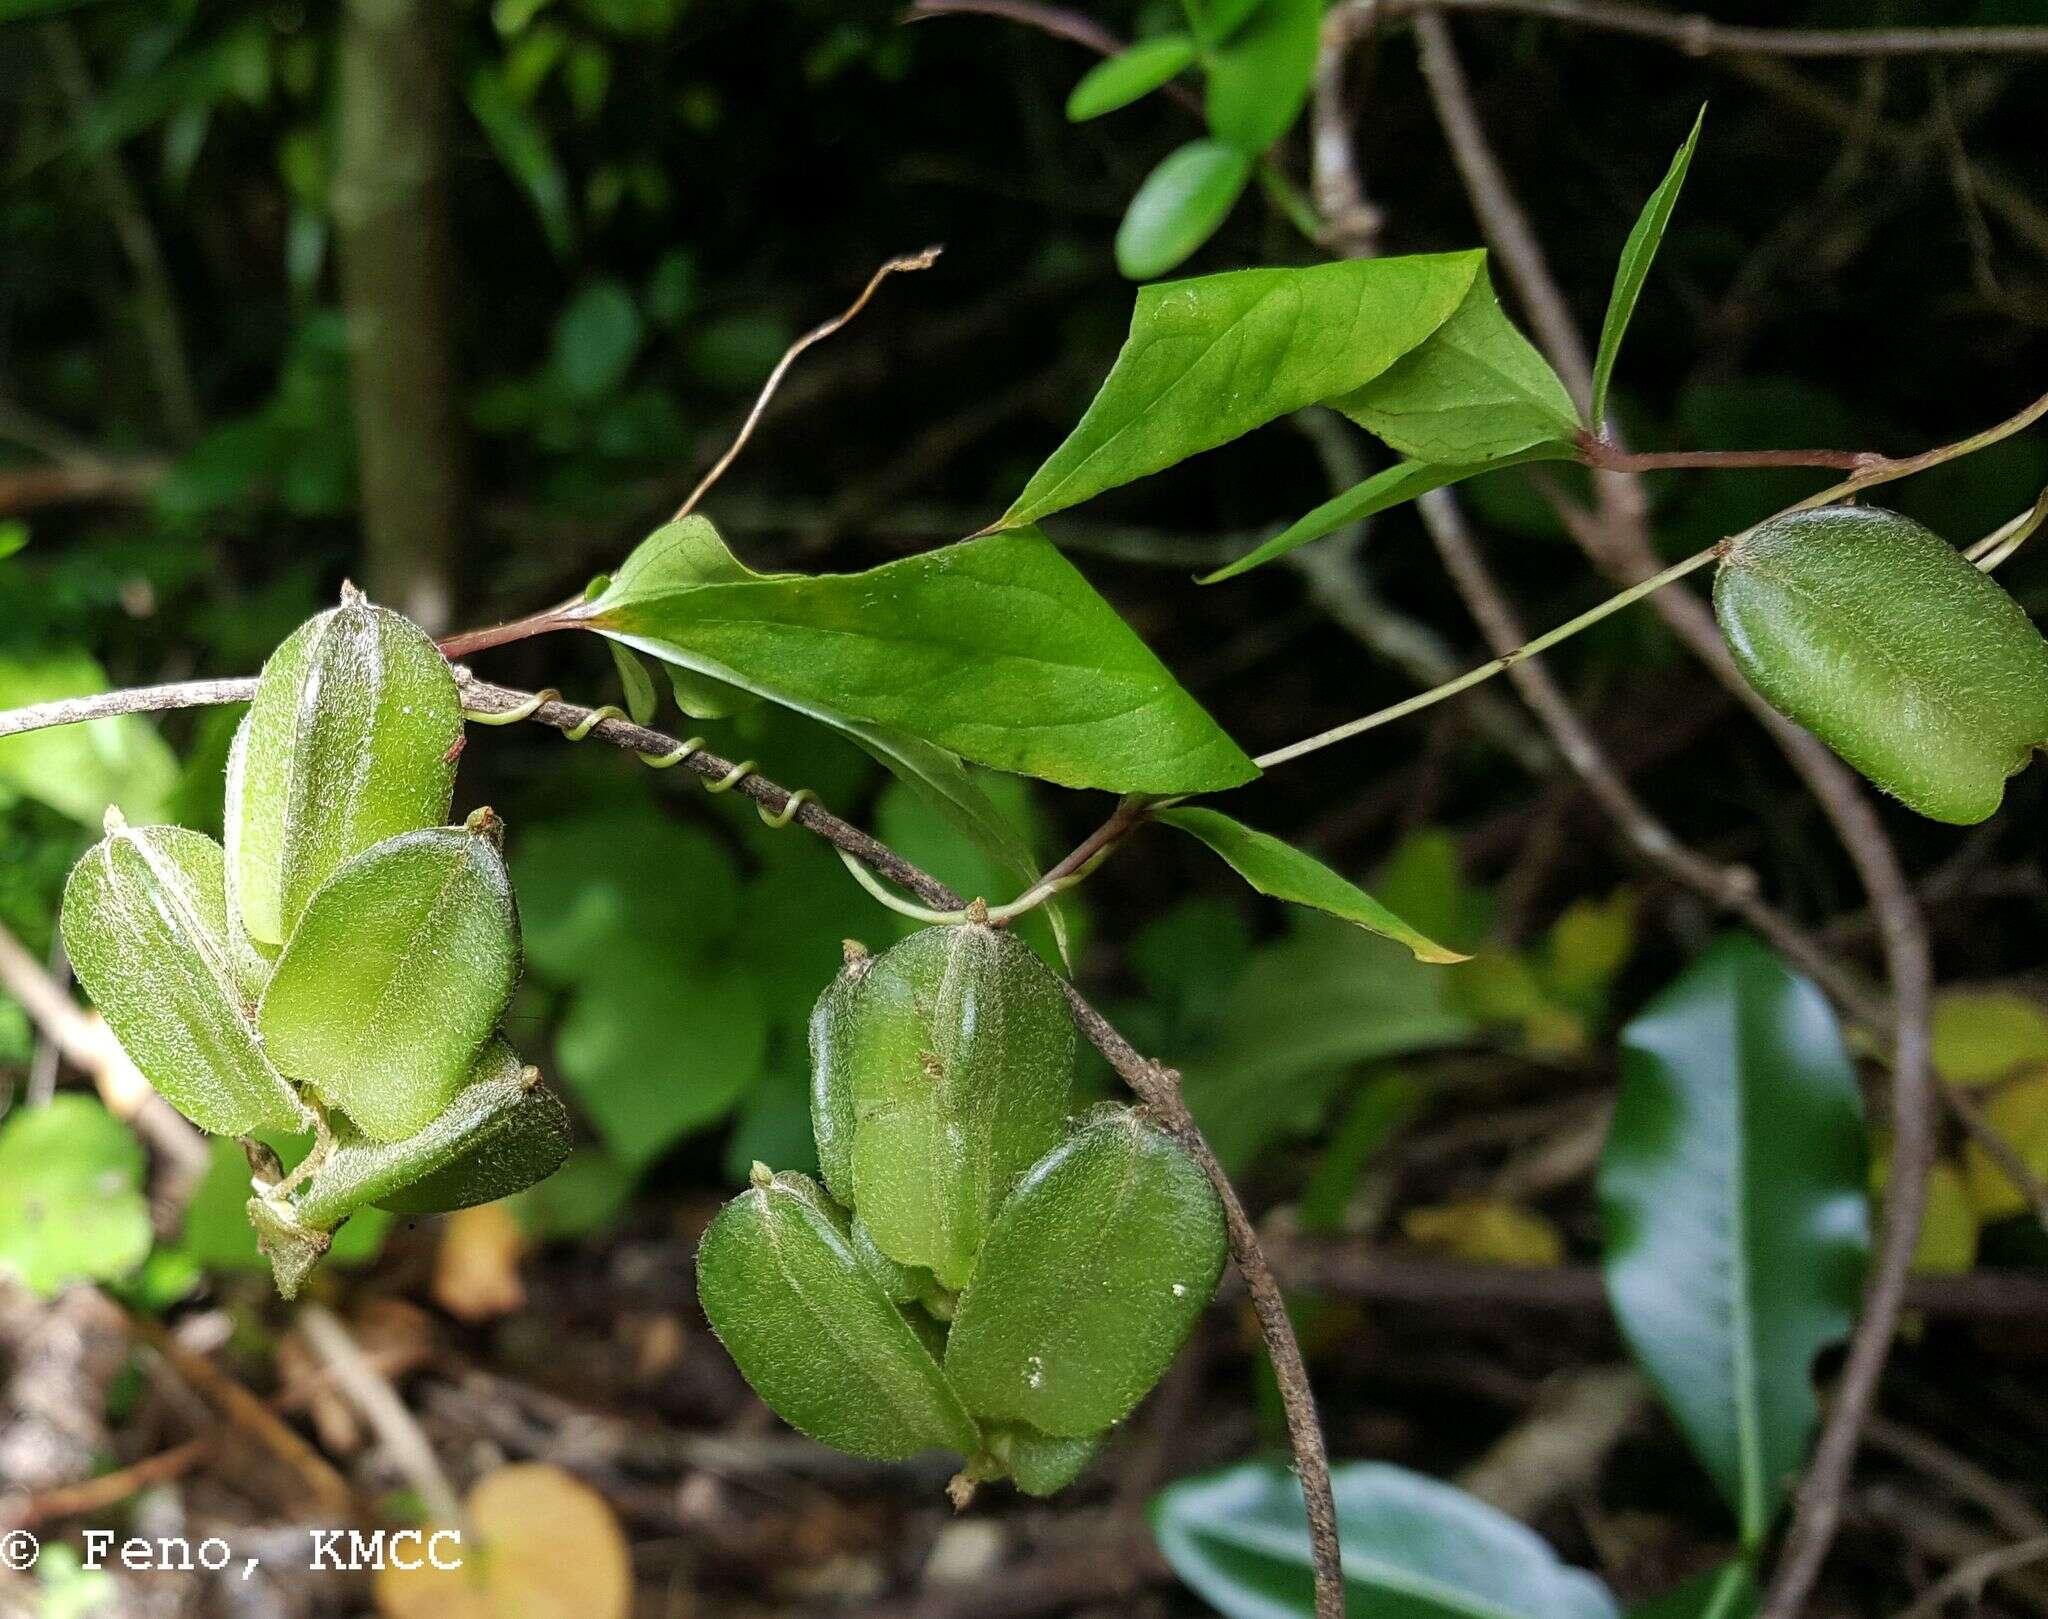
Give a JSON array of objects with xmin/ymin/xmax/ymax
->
[
  {"xmin": 823, "ymin": 923, "xmax": 1075, "ymax": 1289},
  {"xmin": 258, "ymin": 811, "xmax": 521, "ymax": 1141},
  {"xmin": 1715, "ymin": 506, "xmax": 2048, "ymax": 824},
  {"xmin": 696, "ymin": 1168, "xmax": 981, "ymax": 1461},
  {"xmin": 61, "ymin": 819, "xmax": 308, "ymax": 1137},
  {"xmin": 232, "ymin": 590, "xmax": 463, "ymax": 947},
  {"xmin": 944, "ymin": 1105, "xmax": 1226, "ymax": 1437}
]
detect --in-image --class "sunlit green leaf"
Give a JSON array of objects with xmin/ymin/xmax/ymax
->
[
  {"xmin": 1001, "ymin": 254, "xmax": 1480, "ymax": 529},
  {"xmin": 1067, "ymin": 35, "xmax": 1195, "ymax": 121},
  {"xmin": 0, "ymin": 1097, "xmax": 152, "ymax": 1297},
  {"xmin": 1203, "ymin": 0, "xmax": 1318, "ymax": 154},
  {"xmin": 0, "ymin": 654, "xmax": 179, "ymax": 829}
]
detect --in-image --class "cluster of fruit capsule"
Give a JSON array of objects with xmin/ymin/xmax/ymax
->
[
  {"xmin": 698, "ymin": 921, "xmax": 1227, "ymax": 1498},
  {"xmin": 62, "ymin": 589, "xmax": 569, "ymax": 1296}
]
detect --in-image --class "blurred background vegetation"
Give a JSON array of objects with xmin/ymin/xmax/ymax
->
[{"xmin": 4, "ymin": 1, "xmax": 2048, "ymax": 1614}]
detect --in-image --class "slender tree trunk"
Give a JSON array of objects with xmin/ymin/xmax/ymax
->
[{"xmin": 331, "ymin": 0, "xmax": 466, "ymax": 631}]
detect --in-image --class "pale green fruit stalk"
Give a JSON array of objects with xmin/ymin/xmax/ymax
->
[
  {"xmin": 945, "ymin": 1105, "xmax": 1226, "ymax": 1437},
  {"xmin": 696, "ymin": 1166, "xmax": 982, "ymax": 1461},
  {"xmin": 829, "ymin": 922, "xmax": 1076, "ymax": 1289},
  {"xmin": 61, "ymin": 817, "xmax": 308, "ymax": 1137},
  {"xmin": 258, "ymin": 810, "xmax": 521, "ymax": 1141},
  {"xmin": 294, "ymin": 1037, "xmax": 572, "ymax": 1227},
  {"xmin": 1715, "ymin": 506, "xmax": 2048, "ymax": 825},
  {"xmin": 233, "ymin": 588, "xmax": 462, "ymax": 947}
]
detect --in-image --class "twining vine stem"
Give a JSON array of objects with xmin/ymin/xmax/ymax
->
[{"xmin": 0, "ymin": 668, "xmax": 1346, "ymax": 1599}]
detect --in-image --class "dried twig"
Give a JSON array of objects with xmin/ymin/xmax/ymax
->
[
  {"xmin": 1408, "ymin": 20, "xmax": 1936, "ymax": 1615},
  {"xmin": 1891, "ymin": 1534, "xmax": 2048, "ymax": 1619},
  {"xmin": 298, "ymin": 1305, "xmax": 462, "ymax": 1527}
]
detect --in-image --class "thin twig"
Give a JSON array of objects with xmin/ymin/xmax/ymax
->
[
  {"xmin": 1891, "ymin": 1535, "xmax": 2048, "ymax": 1619},
  {"xmin": 673, "ymin": 248, "xmax": 944, "ymax": 522},
  {"xmin": 298, "ymin": 1305, "xmax": 462, "ymax": 1527},
  {"xmin": 1375, "ymin": 0, "xmax": 2048, "ymax": 58},
  {"xmin": 1407, "ymin": 22, "xmax": 1936, "ymax": 1617},
  {"xmin": 1577, "ymin": 437, "xmax": 1877, "ymax": 474}
]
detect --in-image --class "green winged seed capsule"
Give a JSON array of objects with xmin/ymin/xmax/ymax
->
[
  {"xmin": 834, "ymin": 923, "xmax": 1075, "ymax": 1290},
  {"xmin": 61, "ymin": 819, "xmax": 308, "ymax": 1137},
  {"xmin": 258, "ymin": 812, "xmax": 520, "ymax": 1142},
  {"xmin": 808, "ymin": 941, "xmax": 871, "ymax": 1204},
  {"xmin": 234, "ymin": 589, "xmax": 462, "ymax": 947},
  {"xmin": 1715, "ymin": 506, "xmax": 2048, "ymax": 825},
  {"xmin": 294, "ymin": 1037, "xmax": 572, "ymax": 1228},
  {"xmin": 944, "ymin": 1105, "xmax": 1226, "ymax": 1438},
  {"xmin": 697, "ymin": 1167, "xmax": 981, "ymax": 1462}
]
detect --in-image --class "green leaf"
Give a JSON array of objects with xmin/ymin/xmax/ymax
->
[
  {"xmin": 609, "ymin": 642, "xmax": 660, "ymax": 724},
  {"xmin": 1067, "ymin": 35, "xmax": 1196, "ymax": 121},
  {"xmin": 1713, "ymin": 506, "xmax": 2048, "ymax": 825},
  {"xmin": 585, "ymin": 518, "xmax": 1255, "ymax": 795},
  {"xmin": 1183, "ymin": 916, "xmax": 1477, "ymax": 1170},
  {"xmin": 1599, "ymin": 935, "xmax": 1868, "ymax": 1544},
  {"xmin": 1001, "ymin": 253, "xmax": 1480, "ymax": 529},
  {"xmin": 0, "ymin": 653, "xmax": 179, "ymax": 829},
  {"xmin": 1931, "ymin": 989, "xmax": 2048, "ymax": 1088},
  {"xmin": 821, "ymin": 924, "xmax": 1075, "ymax": 1289},
  {"xmin": 467, "ymin": 63, "xmax": 574, "ymax": 256},
  {"xmin": 0, "ymin": 1097, "xmax": 152, "ymax": 1297},
  {"xmin": 1591, "ymin": 108, "xmax": 1704, "ymax": 432},
  {"xmin": 63, "ymin": 823, "xmax": 309, "ymax": 1137},
  {"xmin": 696, "ymin": 1168, "xmax": 981, "ymax": 1460},
  {"xmin": 1183, "ymin": 0, "xmax": 1263, "ymax": 46},
  {"xmin": 1157, "ymin": 807, "xmax": 1468, "ymax": 963},
  {"xmin": 557, "ymin": 955, "xmax": 767, "ymax": 1167},
  {"xmin": 998, "ymin": 1425, "xmax": 1103, "ymax": 1497},
  {"xmin": 1153, "ymin": 1461, "xmax": 1620, "ymax": 1619},
  {"xmin": 945, "ymin": 1105, "xmax": 1225, "ymax": 1436},
  {"xmin": 1115, "ymin": 140, "xmax": 1254, "ymax": 282},
  {"xmin": 294, "ymin": 1038, "xmax": 573, "ymax": 1226},
  {"xmin": 1201, "ymin": 455, "xmax": 1544, "ymax": 583},
  {"xmin": 1334, "ymin": 263, "xmax": 1581, "ymax": 463},
  {"xmin": 1628, "ymin": 1562, "xmax": 1756, "ymax": 1619},
  {"xmin": 258, "ymin": 817, "xmax": 520, "ymax": 1142},
  {"xmin": 233, "ymin": 595, "xmax": 462, "ymax": 947},
  {"xmin": 551, "ymin": 280, "xmax": 644, "ymax": 401},
  {"xmin": 1203, "ymin": 0, "xmax": 1318, "ymax": 152}
]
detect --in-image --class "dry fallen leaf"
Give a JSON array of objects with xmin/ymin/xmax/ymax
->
[
  {"xmin": 376, "ymin": 1462, "xmax": 631, "ymax": 1619},
  {"xmin": 432, "ymin": 1202, "xmax": 528, "ymax": 1323}
]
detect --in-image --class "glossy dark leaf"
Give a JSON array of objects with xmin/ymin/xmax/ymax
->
[
  {"xmin": 1714, "ymin": 505, "xmax": 2048, "ymax": 825},
  {"xmin": 1599, "ymin": 935, "xmax": 1868, "ymax": 1543},
  {"xmin": 1152, "ymin": 1461, "xmax": 1620, "ymax": 1619},
  {"xmin": 1592, "ymin": 108, "xmax": 1704, "ymax": 431}
]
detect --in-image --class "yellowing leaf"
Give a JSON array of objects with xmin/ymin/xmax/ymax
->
[
  {"xmin": 1932, "ymin": 991, "xmax": 2048, "ymax": 1089},
  {"xmin": 376, "ymin": 1462, "xmax": 630, "ymax": 1619},
  {"xmin": 1401, "ymin": 1199, "xmax": 1564, "ymax": 1268},
  {"xmin": 1964, "ymin": 1072, "xmax": 2048, "ymax": 1220}
]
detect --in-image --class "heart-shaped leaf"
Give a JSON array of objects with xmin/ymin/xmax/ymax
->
[
  {"xmin": 584, "ymin": 517, "xmax": 1255, "ymax": 797},
  {"xmin": 0, "ymin": 1096, "xmax": 152, "ymax": 1297},
  {"xmin": 1714, "ymin": 505, "xmax": 2048, "ymax": 824},
  {"xmin": 944, "ymin": 1105, "xmax": 1225, "ymax": 1436},
  {"xmin": 1156, "ymin": 807, "xmax": 1467, "ymax": 962},
  {"xmin": 696, "ymin": 1167, "xmax": 982, "ymax": 1460},
  {"xmin": 1115, "ymin": 140, "xmax": 1254, "ymax": 282},
  {"xmin": 259, "ymin": 814, "xmax": 521, "ymax": 1141},
  {"xmin": 233, "ymin": 591, "xmax": 462, "ymax": 947},
  {"xmin": 294, "ymin": 1037, "xmax": 573, "ymax": 1227},
  {"xmin": 63, "ymin": 821, "xmax": 308, "ymax": 1136},
  {"xmin": 822, "ymin": 923, "xmax": 1075, "ymax": 1289},
  {"xmin": 1152, "ymin": 1461, "xmax": 1621, "ymax": 1619},
  {"xmin": 1599, "ymin": 935, "xmax": 1868, "ymax": 1544},
  {"xmin": 1000, "ymin": 253, "xmax": 1481, "ymax": 530}
]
